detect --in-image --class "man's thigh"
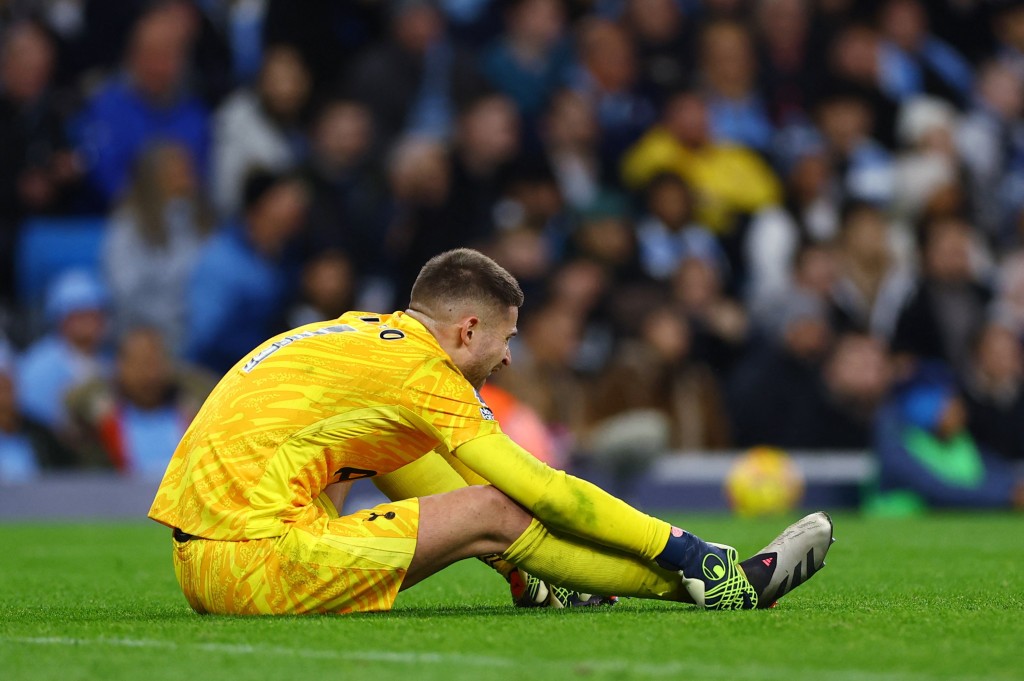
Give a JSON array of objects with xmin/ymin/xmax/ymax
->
[{"xmin": 172, "ymin": 498, "xmax": 420, "ymax": 615}]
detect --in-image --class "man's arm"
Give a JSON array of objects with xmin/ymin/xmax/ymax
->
[{"xmin": 453, "ymin": 433, "xmax": 670, "ymax": 561}]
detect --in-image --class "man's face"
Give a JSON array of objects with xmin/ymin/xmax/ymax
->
[
  {"xmin": 117, "ymin": 330, "xmax": 172, "ymax": 410},
  {"xmin": 459, "ymin": 306, "xmax": 518, "ymax": 389}
]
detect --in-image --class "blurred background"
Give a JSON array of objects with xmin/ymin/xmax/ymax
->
[{"xmin": 1, "ymin": 0, "xmax": 1023, "ymax": 517}]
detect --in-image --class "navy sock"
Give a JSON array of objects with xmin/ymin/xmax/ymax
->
[{"xmin": 655, "ymin": 526, "xmax": 715, "ymax": 574}]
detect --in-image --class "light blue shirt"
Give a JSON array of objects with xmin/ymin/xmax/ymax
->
[
  {"xmin": 0, "ymin": 433, "xmax": 40, "ymax": 484},
  {"xmin": 17, "ymin": 336, "xmax": 107, "ymax": 429},
  {"xmin": 120, "ymin": 404, "xmax": 185, "ymax": 480}
]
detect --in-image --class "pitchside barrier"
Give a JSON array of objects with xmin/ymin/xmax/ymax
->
[{"xmin": 0, "ymin": 451, "xmax": 874, "ymax": 520}]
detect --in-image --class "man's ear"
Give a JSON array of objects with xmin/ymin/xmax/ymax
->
[{"xmin": 459, "ymin": 316, "xmax": 481, "ymax": 345}]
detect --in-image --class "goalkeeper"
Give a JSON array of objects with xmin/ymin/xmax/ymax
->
[{"xmin": 149, "ymin": 248, "xmax": 833, "ymax": 615}]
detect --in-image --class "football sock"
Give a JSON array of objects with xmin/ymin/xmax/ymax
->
[
  {"xmin": 654, "ymin": 526, "xmax": 726, "ymax": 575},
  {"xmin": 455, "ymin": 435, "xmax": 673, "ymax": 560},
  {"xmin": 503, "ymin": 518, "xmax": 691, "ymax": 602}
]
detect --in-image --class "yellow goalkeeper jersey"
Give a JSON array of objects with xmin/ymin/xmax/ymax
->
[{"xmin": 148, "ymin": 311, "xmax": 502, "ymax": 540}]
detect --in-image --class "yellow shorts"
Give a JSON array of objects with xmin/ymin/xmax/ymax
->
[{"xmin": 171, "ymin": 498, "xmax": 420, "ymax": 615}]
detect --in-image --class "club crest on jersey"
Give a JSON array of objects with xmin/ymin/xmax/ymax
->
[{"xmin": 475, "ymin": 390, "xmax": 495, "ymax": 421}]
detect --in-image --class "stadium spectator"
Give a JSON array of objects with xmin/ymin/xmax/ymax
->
[
  {"xmin": 697, "ymin": 19, "xmax": 774, "ymax": 152},
  {"xmin": 540, "ymin": 88, "xmax": 601, "ymax": 210},
  {"xmin": 754, "ymin": 0, "xmax": 823, "ymax": 128},
  {"xmin": 72, "ymin": 4, "xmax": 210, "ymax": 207},
  {"xmin": 496, "ymin": 155, "xmax": 567, "ymax": 238},
  {"xmin": 828, "ymin": 200, "xmax": 914, "ymax": 339},
  {"xmin": 991, "ymin": 253, "xmax": 1024, "ymax": 337},
  {"xmin": 728, "ymin": 289, "xmax": 835, "ymax": 448},
  {"xmin": 751, "ymin": 239, "xmax": 840, "ymax": 333},
  {"xmin": 70, "ymin": 0, "xmax": 233, "ymax": 107},
  {"xmin": 622, "ymin": 90, "xmax": 782, "ymax": 236},
  {"xmin": 992, "ymin": 0, "xmax": 1024, "ymax": 83},
  {"xmin": 0, "ymin": 21, "xmax": 83, "ymax": 301},
  {"xmin": 571, "ymin": 191, "xmax": 672, "ymax": 354},
  {"xmin": 491, "ymin": 299, "xmax": 588, "ymax": 460},
  {"xmin": 301, "ymin": 99, "xmax": 390, "ymax": 279},
  {"xmin": 545, "ymin": 256, "xmax": 617, "ymax": 373},
  {"xmin": 963, "ymin": 321, "xmax": 1024, "ymax": 464},
  {"xmin": 0, "ymin": 20, "xmax": 82, "ymax": 219},
  {"xmin": 891, "ymin": 96, "xmax": 961, "ymax": 226},
  {"xmin": 891, "ymin": 215, "xmax": 993, "ymax": 378},
  {"xmin": 957, "ymin": 60, "xmax": 1024, "ymax": 245},
  {"xmin": 287, "ymin": 251, "xmax": 356, "ymax": 329},
  {"xmin": 344, "ymin": 0, "xmax": 485, "ymax": 147},
  {"xmin": 569, "ymin": 18, "xmax": 656, "ymax": 170},
  {"xmin": 587, "ymin": 304, "xmax": 731, "ymax": 457},
  {"xmin": 212, "ymin": 44, "xmax": 312, "ymax": 218},
  {"xmin": 818, "ymin": 332, "xmax": 894, "ymax": 448},
  {"xmin": 570, "ymin": 191, "xmax": 641, "ymax": 281},
  {"xmin": 393, "ymin": 94, "xmax": 522, "ymax": 301},
  {"xmin": 825, "ymin": 23, "xmax": 899, "ymax": 147},
  {"xmin": 384, "ymin": 136, "xmax": 451, "ymax": 305},
  {"xmin": 744, "ymin": 139, "xmax": 841, "ymax": 310},
  {"xmin": 486, "ymin": 157, "xmax": 567, "ymax": 295},
  {"xmin": 8, "ymin": 0, "xmax": 1024, "ymax": 472},
  {"xmin": 184, "ymin": 170, "xmax": 306, "ymax": 374},
  {"xmin": 0, "ymin": 343, "xmax": 75, "ymax": 482},
  {"xmin": 813, "ymin": 85, "xmax": 894, "ymax": 204},
  {"xmin": 621, "ymin": 0, "xmax": 694, "ymax": 100},
  {"xmin": 481, "ymin": 0, "xmax": 573, "ymax": 122},
  {"xmin": 488, "ymin": 226, "xmax": 557, "ymax": 305},
  {"xmin": 876, "ymin": 0, "xmax": 973, "ymax": 107},
  {"xmin": 262, "ymin": 0, "xmax": 388, "ymax": 90},
  {"xmin": 102, "ymin": 142, "xmax": 215, "ymax": 355},
  {"xmin": 635, "ymin": 173, "xmax": 722, "ymax": 282},
  {"xmin": 927, "ymin": 0, "xmax": 992, "ymax": 64},
  {"xmin": 16, "ymin": 269, "xmax": 110, "ymax": 435},
  {"xmin": 67, "ymin": 327, "xmax": 212, "ymax": 479},
  {"xmin": 669, "ymin": 245, "xmax": 749, "ymax": 377},
  {"xmin": 871, "ymin": 363, "xmax": 1024, "ymax": 512}
]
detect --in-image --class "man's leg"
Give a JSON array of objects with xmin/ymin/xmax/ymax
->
[
  {"xmin": 383, "ymin": 453, "xmax": 834, "ymax": 610},
  {"xmin": 400, "ymin": 485, "xmax": 532, "ymax": 590}
]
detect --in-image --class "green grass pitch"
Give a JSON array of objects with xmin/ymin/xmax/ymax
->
[{"xmin": 1, "ymin": 513, "xmax": 1021, "ymax": 681}]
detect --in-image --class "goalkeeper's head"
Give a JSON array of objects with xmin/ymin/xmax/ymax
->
[{"xmin": 407, "ymin": 249, "xmax": 524, "ymax": 389}]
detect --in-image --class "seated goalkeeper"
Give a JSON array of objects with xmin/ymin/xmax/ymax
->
[{"xmin": 149, "ymin": 248, "xmax": 833, "ymax": 615}]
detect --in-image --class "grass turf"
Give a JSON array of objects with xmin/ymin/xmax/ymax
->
[{"xmin": 1, "ymin": 513, "xmax": 1021, "ymax": 681}]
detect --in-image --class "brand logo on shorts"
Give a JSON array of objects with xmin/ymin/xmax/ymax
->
[{"xmin": 366, "ymin": 511, "xmax": 396, "ymax": 522}]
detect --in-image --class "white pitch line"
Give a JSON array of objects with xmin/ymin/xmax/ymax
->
[{"xmin": 0, "ymin": 635, "xmax": 1002, "ymax": 681}]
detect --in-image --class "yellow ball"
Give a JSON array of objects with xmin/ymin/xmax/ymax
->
[{"xmin": 724, "ymin": 447, "xmax": 805, "ymax": 517}]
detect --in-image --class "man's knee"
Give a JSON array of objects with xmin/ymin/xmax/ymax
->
[{"xmin": 462, "ymin": 485, "xmax": 531, "ymax": 542}]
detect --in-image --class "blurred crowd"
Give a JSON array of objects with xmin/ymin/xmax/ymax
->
[{"xmin": 0, "ymin": 0, "xmax": 1022, "ymax": 508}]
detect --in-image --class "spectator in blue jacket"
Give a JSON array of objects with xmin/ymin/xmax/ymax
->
[
  {"xmin": 184, "ymin": 169, "xmax": 306, "ymax": 374},
  {"xmin": 870, "ymin": 363, "xmax": 1024, "ymax": 513},
  {"xmin": 73, "ymin": 4, "xmax": 210, "ymax": 207},
  {"xmin": 16, "ymin": 270, "xmax": 110, "ymax": 434},
  {"xmin": 877, "ymin": 0, "xmax": 974, "ymax": 107},
  {"xmin": 481, "ymin": 0, "xmax": 574, "ymax": 123}
]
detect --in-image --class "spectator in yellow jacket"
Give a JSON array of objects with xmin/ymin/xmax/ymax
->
[{"xmin": 622, "ymin": 90, "xmax": 782, "ymax": 235}]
